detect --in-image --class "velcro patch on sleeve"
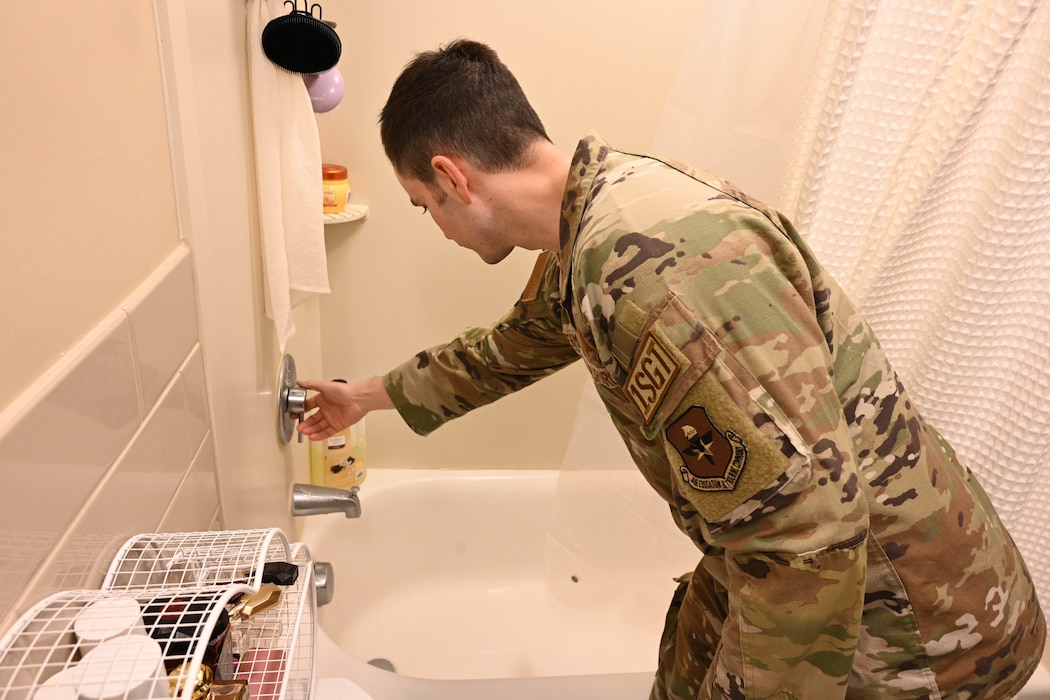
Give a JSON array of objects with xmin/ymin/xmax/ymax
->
[
  {"xmin": 610, "ymin": 299, "xmax": 648, "ymax": 368},
  {"xmin": 521, "ymin": 251, "xmax": 552, "ymax": 303},
  {"xmin": 664, "ymin": 371, "xmax": 792, "ymax": 523},
  {"xmin": 625, "ymin": 325, "xmax": 684, "ymax": 423}
]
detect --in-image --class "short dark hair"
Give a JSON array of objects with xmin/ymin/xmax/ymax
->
[{"xmin": 379, "ymin": 39, "xmax": 550, "ymax": 186}]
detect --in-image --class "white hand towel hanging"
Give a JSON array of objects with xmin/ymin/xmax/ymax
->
[{"xmin": 246, "ymin": 0, "xmax": 331, "ymax": 351}]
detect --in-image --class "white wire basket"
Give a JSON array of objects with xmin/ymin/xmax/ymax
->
[{"xmin": 0, "ymin": 529, "xmax": 315, "ymax": 700}]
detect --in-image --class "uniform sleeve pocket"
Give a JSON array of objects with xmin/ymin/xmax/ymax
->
[
  {"xmin": 624, "ymin": 294, "xmax": 813, "ymax": 527},
  {"xmin": 726, "ymin": 535, "xmax": 867, "ymax": 696}
]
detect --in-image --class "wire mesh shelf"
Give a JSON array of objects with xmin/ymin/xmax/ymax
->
[{"xmin": 0, "ymin": 530, "xmax": 315, "ymax": 700}]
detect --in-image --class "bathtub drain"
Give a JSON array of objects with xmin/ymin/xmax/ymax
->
[{"xmin": 367, "ymin": 658, "xmax": 397, "ymax": 673}]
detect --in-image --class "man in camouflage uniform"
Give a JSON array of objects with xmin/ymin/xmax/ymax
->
[{"xmin": 299, "ymin": 40, "xmax": 1046, "ymax": 698}]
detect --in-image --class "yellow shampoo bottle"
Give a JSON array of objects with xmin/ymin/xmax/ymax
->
[{"xmin": 309, "ymin": 380, "xmax": 367, "ymax": 490}]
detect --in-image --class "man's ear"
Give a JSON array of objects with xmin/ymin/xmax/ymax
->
[{"xmin": 431, "ymin": 155, "xmax": 472, "ymax": 203}]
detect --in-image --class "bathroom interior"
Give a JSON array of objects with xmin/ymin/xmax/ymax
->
[{"xmin": 2, "ymin": 1, "xmax": 1049, "ymax": 699}]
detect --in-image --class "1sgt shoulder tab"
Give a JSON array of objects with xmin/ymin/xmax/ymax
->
[{"xmin": 626, "ymin": 327, "xmax": 682, "ymax": 423}]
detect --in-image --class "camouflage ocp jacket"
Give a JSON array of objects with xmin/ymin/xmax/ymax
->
[{"xmin": 383, "ymin": 134, "xmax": 1045, "ymax": 699}]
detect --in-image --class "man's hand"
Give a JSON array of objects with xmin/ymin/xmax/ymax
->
[{"xmin": 296, "ymin": 376, "xmax": 393, "ymax": 440}]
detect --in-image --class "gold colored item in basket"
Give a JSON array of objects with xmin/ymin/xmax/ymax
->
[
  {"xmin": 211, "ymin": 679, "xmax": 249, "ymax": 700},
  {"xmin": 229, "ymin": 584, "xmax": 282, "ymax": 621},
  {"xmin": 168, "ymin": 662, "xmax": 213, "ymax": 700}
]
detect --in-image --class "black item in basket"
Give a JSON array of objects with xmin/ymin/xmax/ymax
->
[
  {"xmin": 142, "ymin": 597, "xmax": 230, "ymax": 673},
  {"xmin": 262, "ymin": 1, "xmax": 341, "ymax": 75},
  {"xmin": 261, "ymin": 561, "xmax": 300, "ymax": 586}
]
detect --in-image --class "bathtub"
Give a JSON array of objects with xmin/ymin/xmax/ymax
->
[
  {"xmin": 301, "ymin": 468, "xmax": 1050, "ymax": 700},
  {"xmin": 301, "ymin": 467, "xmax": 700, "ymax": 700}
]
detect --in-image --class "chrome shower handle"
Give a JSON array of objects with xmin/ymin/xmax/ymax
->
[{"xmin": 276, "ymin": 354, "xmax": 306, "ymax": 445}]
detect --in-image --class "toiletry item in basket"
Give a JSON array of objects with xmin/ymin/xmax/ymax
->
[
  {"xmin": 77, "ymin": 635, "xmax": 168, "ymax": 700},
  {"xmin": 235, "ymin": 648, "xmax": 285, "ymax": 700},
  {"xmin": 229, "ymin": 584, "xmax": 281, "ymax": 622},
  {"xmin": 309, "ymin": 380, "xmax": 367, "ymax": 489},
  {"xmin": 241, "ymin": 561, "xmax": 299, "ymax": 587},
  {"xmin": 167, "ymin": 661, "xmax": 212, "ymax": 700},
  {"xmin": 211, "ymin": 679, "xmax": 249, "ymax": 700},
  {"xmin": 141, "ymin": 598, "xmax": 229, "ymax": 674},
  {"xmin": 32, "ymin": 668, "xmax": 80, "ymax": 700},
  {"xmin": 73, "ymin": 597, "xmax": 146, "ymax": 654},
  {"xmin": 229, "ymin": 623, "xmax": 283, "ymax": 665}
]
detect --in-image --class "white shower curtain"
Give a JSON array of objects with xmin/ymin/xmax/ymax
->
[
  {"xmin": 548, "ymin": 0, "xmax": 833, "ymax": 624},
  {"xmin": 779, "ymin": 0, "xmax": 1050, "ymax": 607}
]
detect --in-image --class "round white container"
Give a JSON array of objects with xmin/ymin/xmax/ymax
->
[
  {"xmin": 75, "ymin": 635, "xmax": 166, "ymax": 700},
  {"xmin": 32, "ymin": 668, "xmax": 80, "ymax": 700},
  {"xmin": 73, "ymin": 598, "xmax": 145, "ymax": 654}
]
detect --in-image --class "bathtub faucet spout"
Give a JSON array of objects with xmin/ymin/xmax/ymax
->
[{"xmin": 291, "ymin": 483, "xmax": 361, "ymax": 518}]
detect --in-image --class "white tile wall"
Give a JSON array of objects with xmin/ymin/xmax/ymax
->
[
  {"xmin": 124, "ymin": 251, "xmax": 199, "ymax": 414},
  {"xmin": 158, "ymin": 433, "xmax": 220, "ymax": 534},
  {"xmin": 0, "ymin": 244, "xmax": 222, "ymax": 632}
]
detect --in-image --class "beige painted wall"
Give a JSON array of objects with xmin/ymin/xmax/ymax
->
[
  {"xmin": 0, "ymin": 3, "xmax": 179, "ymax": 410},
  {"xmin": 313, "ymin": 1, "xmax": 827, "ymax": 470},
  {"xmin": 315, "ymin": 2, "xmax": 710, "ymax": 471},
  {"xmin": 0, "ymin": 0, "xmax": 828, "ymax": 531}
]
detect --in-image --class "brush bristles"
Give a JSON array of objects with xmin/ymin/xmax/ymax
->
[{"xmin": 262, "ymin": 14, "xmax": 342, "ymax": 76}]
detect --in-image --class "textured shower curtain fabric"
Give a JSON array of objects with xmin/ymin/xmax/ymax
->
[{"xmin": 779, "ymin": 0, "xmax": 1050, "ymax": 608}]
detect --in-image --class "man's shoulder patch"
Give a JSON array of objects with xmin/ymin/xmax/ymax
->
[
  {"xmin": 663, "ymin": 371, "xmax": 796, "ymax": 524},
  {"xmin": 667, "ymin": 406, "xmax": 748, "ymax": 492},
  {"xmin": 626, "ymin": 328, "xmax": 682, "ymax": 423}
]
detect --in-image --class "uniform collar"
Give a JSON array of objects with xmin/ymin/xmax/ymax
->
[{"xmin": 558, "ymin": 132, "xmax": 610, "ymax": 301}]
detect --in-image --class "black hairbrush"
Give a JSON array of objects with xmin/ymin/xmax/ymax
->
[{"xmin": 262, "ymin": 1, "xmax": 341, "ymax": 75}]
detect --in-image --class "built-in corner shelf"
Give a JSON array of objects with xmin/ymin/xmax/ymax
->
[{"xmin": 323, "ymin": 204, "xmax": 369, "ymax": 226}]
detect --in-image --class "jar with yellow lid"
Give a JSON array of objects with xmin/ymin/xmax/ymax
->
[{"xmin": 322, "ymin": 163, "xmax": 350, "ymax": 214}]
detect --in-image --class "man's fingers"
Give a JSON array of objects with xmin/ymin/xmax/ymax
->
[{"xmin": 298, "ymin": 415, "xmax": 332, "ymax": 440}]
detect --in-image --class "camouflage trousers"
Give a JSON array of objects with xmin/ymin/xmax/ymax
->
[
  {"xmin": 651, "ymin": 563, "xmax": 728, "ymax": 700},
  {"xmin": 651, "ymin": 560, "xmax": 1046, "ymax": 700}
]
